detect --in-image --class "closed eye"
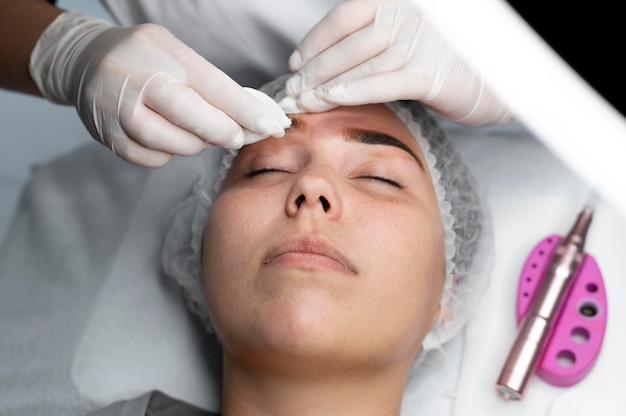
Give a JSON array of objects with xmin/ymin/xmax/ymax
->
[
  {"xmin": 246, "ymin": 168, "xmax": 289, "ymax": 178},
  {"xmin": 360, "ymin": 175, "xmax": 403, "ymax": 188}
]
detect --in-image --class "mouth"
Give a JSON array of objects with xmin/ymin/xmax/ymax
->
[{"xmin": 263, "ymin": 235, "xmax": 356, "ymax": 275}]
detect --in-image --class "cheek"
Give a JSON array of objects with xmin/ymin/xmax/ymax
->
[
  {"xmin": 203, "ymin": 187, "xmax": 277, "ymax": 268},
  {"xmin": 355, "ymin": 203, "xmax": 445, "ymax": 332},
  {"xmin": 202, "ymin": 191, "xmax": 270, "ymax": 332},
  {"xmin": 203, "ymin": 195, "xmax": 249, "ymax": 283},
  {"xmin": 356, "ymin": 203, "xmax": 444, "ymax": 275}
]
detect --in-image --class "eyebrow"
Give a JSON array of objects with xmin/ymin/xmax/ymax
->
[
  {"xmin": 288, "ymin": 118, "xmax": 424, "ymax": 171},
  {"xmin": 347, "ymin": 128, "xmax": 425, "ymax": 171}
]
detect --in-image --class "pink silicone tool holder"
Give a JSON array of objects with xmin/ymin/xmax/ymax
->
[{"xmin": 516, "ymin": 234, "xmax": 607, "ymax": 387}]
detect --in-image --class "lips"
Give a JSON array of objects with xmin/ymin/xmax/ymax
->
[{"xmin": 263, "ymin": 235, "xmax": 356, "ymax": 274}]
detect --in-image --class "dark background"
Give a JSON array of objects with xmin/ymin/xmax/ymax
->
[{"xmin": 505, "ymin": 1, "xmax": 624, "ymax": 118}]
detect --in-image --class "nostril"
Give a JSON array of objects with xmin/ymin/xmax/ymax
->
[
  {"xmin": 295, "ymin": 194, "xmax": 305, "ymax": 208},
  {"xmin": 319, "ymin": 196, "xmax": 330, "ymax": 212}
]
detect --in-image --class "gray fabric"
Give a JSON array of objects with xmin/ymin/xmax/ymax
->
[
  {"xmin": 85, "ymin": 392, "xmax": 152, "ymax": 416},
  {"xmin": 0, "ymin": 143, "xmax": 222, "ymax": 415},
  {"xmin": 97, "ymin": 0, "xmax": 342, "ymax": 89},
  {"xmin": 146, "ymin": 392, "xmax": 218, "ymax": 416},
  {"xmin": 0, "ymin": 144, "xmax": 149, "ymax": 416},
  {"xmin": 84, "ymin": 391, "xmax": 218, "ymax": 416}
]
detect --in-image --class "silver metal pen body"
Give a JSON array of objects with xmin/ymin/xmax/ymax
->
[{"xmin": 496, "ymin": 207, "xmax": 593, "ymax": 400}]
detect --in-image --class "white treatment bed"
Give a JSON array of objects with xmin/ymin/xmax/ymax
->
[{"xmin": 1, "ymin": 2, "xmax": 625, "ymax": 415}]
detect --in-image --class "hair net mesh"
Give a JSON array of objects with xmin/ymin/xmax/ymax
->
[{"xmin": 161, "ymin": 74, "xmax": 493, "ymax": 355}]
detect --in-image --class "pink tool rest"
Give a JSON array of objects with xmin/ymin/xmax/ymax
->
[{"xmin": 516, "ymin": 234, "xmax": 607, "ymax": 387}]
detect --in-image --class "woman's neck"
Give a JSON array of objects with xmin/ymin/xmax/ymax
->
[{"xmin": 219, "ymin": 352, "xmax": 412, "ymax": 416}]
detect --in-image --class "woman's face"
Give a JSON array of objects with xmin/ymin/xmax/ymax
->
[{"xmin": 203, "ymin": 104, "xmax": 445, "ymax": 373}]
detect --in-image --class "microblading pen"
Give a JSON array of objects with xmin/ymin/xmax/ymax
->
[{"xmin": 496, "ymin": 206, "xmax": 593, "ymax": 400}]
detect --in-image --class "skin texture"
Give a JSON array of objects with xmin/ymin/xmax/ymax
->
[
  {"xmin": 0, "ymin": 0, "xmax": 62, "ymax": 93},
  {"xmin": 203, "ymin": 104, "xmax": 445, "ymax": 416}
]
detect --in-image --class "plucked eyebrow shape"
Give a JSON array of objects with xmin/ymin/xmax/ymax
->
[{"xmin": 288, "ymin": 117, "xmax": 425, "ymax": 171}]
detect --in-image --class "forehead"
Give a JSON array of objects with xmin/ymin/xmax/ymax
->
[
  {"xmin": 291, "ymin": 104, "xmax": 418, "ymax": 145},
  {"xmin": 242, "ymin": 103, "xmax": 425, "ymax": 160}
]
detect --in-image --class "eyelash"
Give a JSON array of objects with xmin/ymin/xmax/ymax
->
[
  {"xmin": 360, "ymin": 175, "xmax": 403, "ymax": 188},
  {"xmin": 247, "ymin": 169, "xmax": 402, "ymax": 189},
  {"xmin": 246, "ymin": 168, "xmax": 288, "ymax": 178}
]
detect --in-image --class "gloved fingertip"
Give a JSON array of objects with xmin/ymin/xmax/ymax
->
[
  {"xmin": 269, "ymin": 113, "xmax": 291, "ymax": 138},
  {"xmin": 325, "ymin": 83, "xmax": 349, "ymax": 102},
  {"xmin": 288, "ymin": 50, "xmax": 303, "ymax": 71},
  {"xmin": 285, "ymin": 74, "xmax": 302, "ymax": 98},
  {"xmin": 242, "ymin": 131, "xmax": 267, "ymax": 145},
  {"xmin": 228, "ymin": 129, "xmax": 246, "ymax": 149},
  {"xmin": 253, "ymin": 115, "xmax": 273, "ymax": 134},
  {"xmin": 253, "ymin": 115, "xmax": 289, "ymax": 138},
  {"xmin": 278, "ymin": 112, "xmax": 292, "ymax": 128},
  {"xmin": 298, "ymin": 89, "xmax": 336, "ymax": 112},
  {"xmin": 277, "ymin": 96, "xmax": 301, "ymax": 114}
]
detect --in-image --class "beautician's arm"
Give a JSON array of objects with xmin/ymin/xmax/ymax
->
[
  {"xmin": 0, "ymin": 0, "xmax": 62, "ymax": 94},
  {"xmin": 0, "ymin": 0, "xmax": 288, "ymax": 168}
]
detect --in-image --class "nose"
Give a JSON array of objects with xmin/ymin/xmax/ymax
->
[{"xmin": 285, "ymin": 172, "xmax": 341, "ymax": 219}]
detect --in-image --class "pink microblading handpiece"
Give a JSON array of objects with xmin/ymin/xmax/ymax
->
[{"xmin": 496, "ymin": 206, "xmax": 593, "ymax": 400}]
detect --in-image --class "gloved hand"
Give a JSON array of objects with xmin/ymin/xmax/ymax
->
[
  {"xmin": 285, "ymin": 0, "xmax": 513, "ymax": 125},
  {"xmin": 29, "ymin": 12, "xmax": 291, "ymax": 168}
]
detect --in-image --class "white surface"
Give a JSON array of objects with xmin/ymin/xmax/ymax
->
[
  {"xmin": 446, "ymin": 123, "xmax": 626, "ymax": 414},
  {"xmin": 549, "ymin": 387, "xmax": 626, "ymax": 416}
]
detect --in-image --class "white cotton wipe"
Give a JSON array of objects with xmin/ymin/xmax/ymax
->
[{"xmin": 242, "ymin": 87, "xmax": 292, "ymax": 144}]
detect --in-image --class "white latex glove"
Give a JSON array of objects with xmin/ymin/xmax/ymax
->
[
  {"xmin": 285, "ymin": 0, "xmax": 513, "ymax": 125},
  {"xmin": 29, "ymin": 12, "xmax": 291, "ymax": 168}
]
